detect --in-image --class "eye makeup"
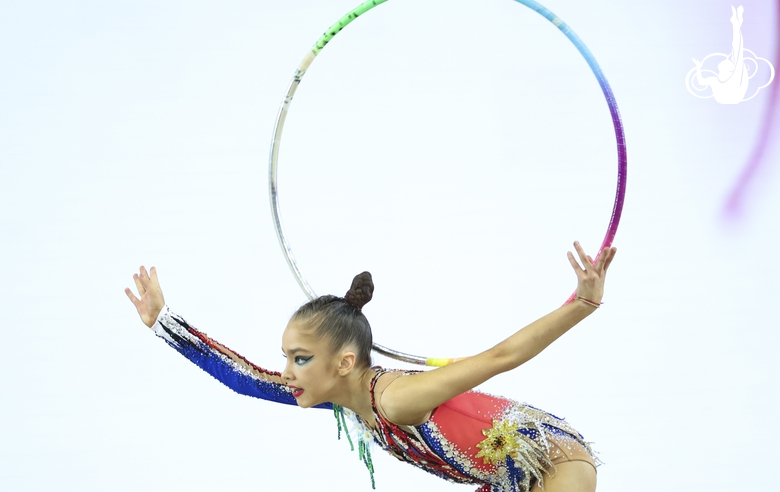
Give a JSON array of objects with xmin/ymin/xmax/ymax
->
[{"xmin": 294, "ymin": 355, "xmax": 313, "ymax": 366}]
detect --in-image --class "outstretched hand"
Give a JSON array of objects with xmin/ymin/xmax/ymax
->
[
  {"xmin": 567, "ymin": 241, "xmax": 616, "ymax": 305},
  {"xmin": 125, "ymin": 266, "xmax": 165, "ymax": 328}
]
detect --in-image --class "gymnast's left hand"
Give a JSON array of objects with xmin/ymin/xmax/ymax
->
[
  {"xmin": 567, "ymin": 241, "xmax": 617, "ymax": 305},
  {"xmin": 125, "ymin": 266, "xmax": 166, "ymax": 328}
]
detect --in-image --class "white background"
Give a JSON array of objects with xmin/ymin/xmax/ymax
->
[{"xmin": 1, "ymin": 0, "xmax": 778, "ymax": 490}]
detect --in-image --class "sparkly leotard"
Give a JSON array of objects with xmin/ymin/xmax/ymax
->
[
  {"xmin": 363, "ymin": 369, "xmax": 597, "ymax": 492},
  {"xmin": 152, "ymin": 307, "xmax": 598, "ymax": 492}
]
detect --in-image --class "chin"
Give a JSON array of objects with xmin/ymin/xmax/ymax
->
[{"xmin": 295, "ymin": 398, "xmax": 315, "ymax": 409}]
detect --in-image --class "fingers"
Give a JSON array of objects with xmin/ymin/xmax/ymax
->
[
  {"xmin": 129, "ymin": 265, "xmax": 157, "ymax": 302},
  {"xmin": 592, "ymin": 246, "xmax": 617, "ymax": 273},
  {"xmin": 124, "ymin": 287, "xmax": 141, "ymax": 307},
  {"xmin": 596, "ymin": 247, "xmax": 615, "ymax": 272},
  {"xmin": 570, "ymin": 242, "xmax": 617, "ymax": 276},
  {"xmin": 573, "ymin": 241, "xmax": 590, "ymax": 270},
  {"xmin": 603, "ymin": 247, "xmax": 617, "ymax": 271},
  {"xmin": 567, "ymin": 250, "xmax": 584, "ymax": 275},
  {"xmin": 136, "ymin": 265, "xmax": 157, "ymax": 292},
  {"xmin": 134, "ymin": 274, "xmax": 145, "ymax": 295},
  {"xmin": 140, "ymin": 265, "xmax": 150, "ymax": 285},
  {"xmin": 594, "ymin": 247, "xmax": 609, "ymax": 270}
]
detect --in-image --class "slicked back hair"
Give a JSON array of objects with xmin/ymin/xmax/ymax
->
[{"xmin": 291, "ymin": 272, "xmax": 375, "ymax": 369}]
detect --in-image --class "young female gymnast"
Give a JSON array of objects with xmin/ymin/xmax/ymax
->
[{"xmin": 125, "ymin": 241, "xmax": 616, "ymax": 492}]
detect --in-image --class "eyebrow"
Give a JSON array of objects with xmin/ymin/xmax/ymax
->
[{"xmin": 281, "ymin": 347, "xmax": 310, "ymax": 355}]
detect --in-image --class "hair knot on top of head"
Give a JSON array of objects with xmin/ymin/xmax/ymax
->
[
  {"xmin": 290, "ymin": 272, "xmax": 375, "ymax": 369},
  {"xmin": 344, "ymin": 271, "xmax": 373, "ymax": 310}
]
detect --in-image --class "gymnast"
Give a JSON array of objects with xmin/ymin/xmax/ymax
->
[{"xmin": 125, "ymin": 241, "xmax": 616, "ymax": 492}]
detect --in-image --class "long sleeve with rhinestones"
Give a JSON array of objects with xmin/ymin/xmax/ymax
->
[{"xmin": 152, "ymin": 305, "xmax": 331, "ymax": 409}]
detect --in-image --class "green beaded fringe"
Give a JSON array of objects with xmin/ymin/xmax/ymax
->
[{"xmin": 334, "ymin": 404, "xmax": 375, "ymax": 489}]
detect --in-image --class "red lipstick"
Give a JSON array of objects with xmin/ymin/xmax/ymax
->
[{"xmin": 289, "ymin": 386, "xmax": 304, "ymax": 398}]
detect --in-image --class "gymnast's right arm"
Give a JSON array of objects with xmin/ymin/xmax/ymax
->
[{"xmin": 125, "ymin": 266, "xmax": 331, "ymax": 409}]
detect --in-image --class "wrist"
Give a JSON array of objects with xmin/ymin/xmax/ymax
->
[
  {"xmin": 575, "ymin": 296, "xmax": 602, "ymax": 309},
  {"xmin": 151, "ymin": 305, "xmax": 170, "ymax": 330}
]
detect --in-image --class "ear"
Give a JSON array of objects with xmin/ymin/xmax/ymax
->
[{"xmin": 338, "ymin": 351, "xmax": 357, "ymax": 376}]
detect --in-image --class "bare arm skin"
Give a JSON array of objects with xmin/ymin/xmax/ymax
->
[{"xmin": 381, "ymin": 242, "xmax": 617, "ymax": 425}]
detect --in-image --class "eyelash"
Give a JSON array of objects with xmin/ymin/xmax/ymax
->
[{"xmin": 282, "ymin": 354, "xmax": 313, "ymax": 366}]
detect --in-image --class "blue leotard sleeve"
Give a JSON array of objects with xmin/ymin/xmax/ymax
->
[{"xmin": 152, "ymin": 305, "xmax": 332, "ymax": 410}]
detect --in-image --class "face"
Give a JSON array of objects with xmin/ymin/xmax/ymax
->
[{"xmin": 281, "ymin": 319, "xmax": 350, "ymax": 408}]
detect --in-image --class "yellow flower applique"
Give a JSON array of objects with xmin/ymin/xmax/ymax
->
[{"xmin": 475, "ymin": 419, "xmax": 523, "ymax": 465}]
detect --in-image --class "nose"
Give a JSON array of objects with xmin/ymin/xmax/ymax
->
[{"xmin": 281, "ymin": 360, "xmax": 293, "ymax": 382}]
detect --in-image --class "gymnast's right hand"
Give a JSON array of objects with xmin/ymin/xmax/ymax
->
[{"xmin": 125, "ymin": 266, "xmax": 166, "ymax": 328}]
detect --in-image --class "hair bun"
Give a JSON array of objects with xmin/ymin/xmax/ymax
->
[{"xmin": 344, "ymin": 272, "xmax": 373, "ymax": 310}]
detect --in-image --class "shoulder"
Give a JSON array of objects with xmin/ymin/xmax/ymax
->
[{"xmin": 374, "ymin": 370, "xmax": 432, "ymax": 427}]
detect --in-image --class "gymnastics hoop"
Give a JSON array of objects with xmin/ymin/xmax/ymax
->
[{"xmin": 269, "ymin": 0, "xmax": 628, "ymax": 366}]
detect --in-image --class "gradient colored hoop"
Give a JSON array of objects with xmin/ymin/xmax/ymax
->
[{"xmin": 269, "ymin": 0, "xmax": 628, "ymax": 366}]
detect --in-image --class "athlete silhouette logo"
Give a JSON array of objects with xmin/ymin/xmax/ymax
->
[{"xmin": 685, "ymin": 5, "xmax": 774, "ymax": 104}]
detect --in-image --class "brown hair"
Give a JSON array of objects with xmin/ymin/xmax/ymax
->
[{"xmin": 290, "ymin": 272, "xmax": 374, "ymax": 368}]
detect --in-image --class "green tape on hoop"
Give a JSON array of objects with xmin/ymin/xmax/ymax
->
[{"xmin": 313, "ymin": 0, "xmax": 389, "ymax": 55}]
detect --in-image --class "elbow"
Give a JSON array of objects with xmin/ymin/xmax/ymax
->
[
  {"xmin": 489, "ymin": 342, "xmax": 520, "ymax": 374},
  {"xmin": 491, "ymin": 336, "xmax": 539, "ymax": 373}
]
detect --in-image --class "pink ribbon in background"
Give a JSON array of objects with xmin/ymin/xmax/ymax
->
[{"xmin": 722, "ymin": 2, "xmax": 779, "ymax": 221}]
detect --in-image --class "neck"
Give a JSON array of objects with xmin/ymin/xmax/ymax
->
[{"xmin": 329, "ymin": 366, "xmax": 378, "ymax": 421}]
